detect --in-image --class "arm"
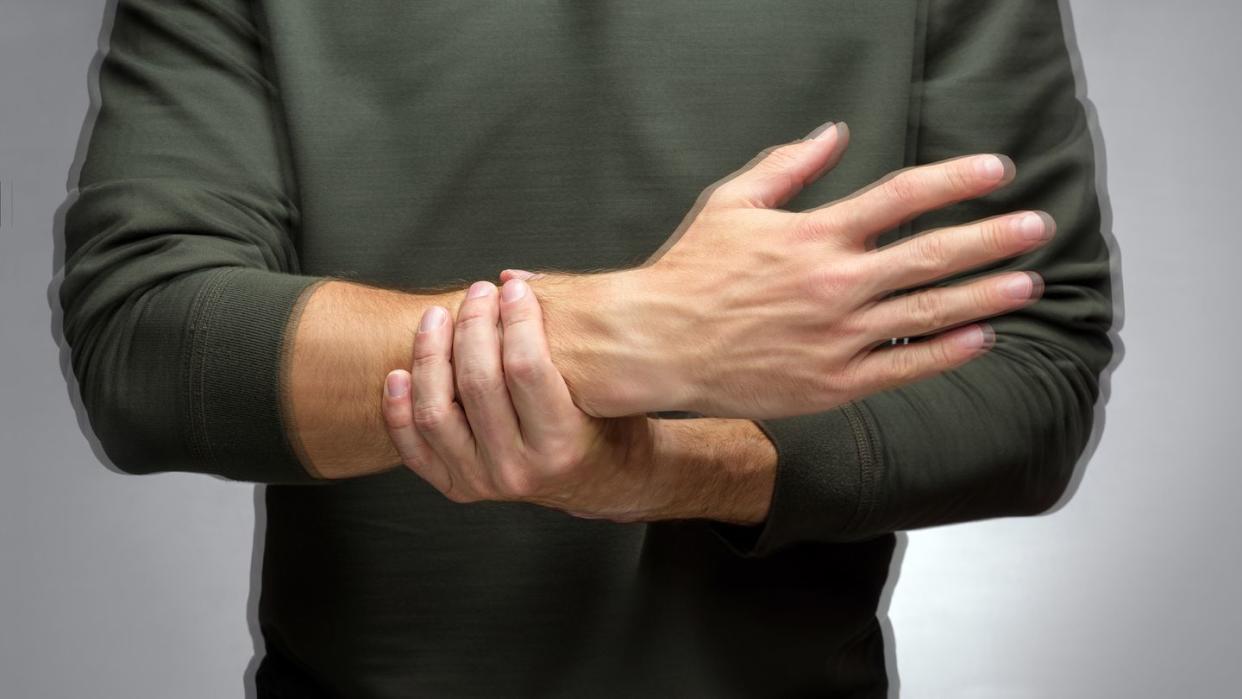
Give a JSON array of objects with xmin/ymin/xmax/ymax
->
[
  {"xmin": 53, "ymin": 0, "xmax": 804, "ymax": 484},
  {"xmin": 645, "ymin": 418, "xmax": 778, "ymax": 525},
  {"xmin": 379, "ymin": 276, "xmax": 779, "ymax": 524},
  {"xmin": 59, "ymin": 0, "xmax": 327, "ymax": 483},
  {"xmin": 707, "ymin": 0, "xmax": 1115, "ymax": 556},
  {"xmin": 53, "ymin": 0, "xmax": 794, "ymax": 484},
  {"xmin": 58, "ymin": 0, "xmax": 481, "ymax": 482},
  {"xmin": 62, "ymin": 0, "xmax": 1056, "ymax": 490}
]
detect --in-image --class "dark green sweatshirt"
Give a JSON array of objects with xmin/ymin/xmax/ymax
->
[{"xmin": 59, "ymin": 0, "xmax": 1113, "ymax": 696}]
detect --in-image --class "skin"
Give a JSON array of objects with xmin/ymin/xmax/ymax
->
[
  {"xmin": 381, "ymin": 275, "xmax": 780, "ymax": 524},
  {"xmin": 288, "ymin": 122, "xmax": 1050, "ymax": 518},
  {"xmin": 373, "ymin": 122, "xmax": 1052, "ymax": 523}
]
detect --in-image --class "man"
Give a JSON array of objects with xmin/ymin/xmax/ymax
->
[{"xmin": 59, "ymin": 0, "xmax": 1112, "ymax": 696}]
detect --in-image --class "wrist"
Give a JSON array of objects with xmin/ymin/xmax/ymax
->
[{"xmin": 533, "ymin": 267, "xmax": 692, "ymax": 417}]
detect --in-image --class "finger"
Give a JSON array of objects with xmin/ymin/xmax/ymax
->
[
  {"xmin": 851, "ymin": 322, "xmax": 996, "ymax": 395},
  {"xmin": 707, "ymin": 120, "xmax": 849, "ymax": 210},
  {"xmin": 861, "ymin": 271, "xmax": 1043, "ymax": 343},
  {"xmin": 499, "ymin": 269, "xmax": 545, "ymax": 283},
  {"xmin": 498, "ymin": 278, "xmax": 582, "ymax": 446},
  {"xmin": 806, "ymin": 153, "xmax": 1016, "ymax": 246},
  {"xmin": 382, "ymin": 369, "xmax": 454, "ymax": 495},
  {"xmin": 409, "ymin": 305, "xmax": 482, "ymax": 498},
  {"xmin": 864, "ymin": 211, "xmax": 1055, "ymax": 295},
  {"xmin": 453, "ymin": 281, "xmax": 524, "ymax": 471}
]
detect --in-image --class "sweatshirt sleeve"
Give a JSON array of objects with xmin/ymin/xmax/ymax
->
[
  {"xmin": 709, "ymin": 0, "xmax": 1115, "ymax": 557},
  {"xmin": 59, "ymin": 0, "xmax": 327, "ymax": 483}
]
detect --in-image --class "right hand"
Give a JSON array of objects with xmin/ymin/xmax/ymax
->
[{"xmin": 579, "ymin": 121, "xmax": 1052, "ymax": 419}]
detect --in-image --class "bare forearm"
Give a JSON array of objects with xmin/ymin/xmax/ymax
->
[
  {"xmin": 643, "ymin": 417, "xmax": 778, "ymax": 524},
  {"xmin": 287, "ymin": 268, "xmax": 682, "ymax": 479},
  {"xmin": 287, "ymin": 279, "xmax": 466, "ymax": 478}
]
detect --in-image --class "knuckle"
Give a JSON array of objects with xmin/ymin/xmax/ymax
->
[
  {"xmin": 883, "ymin": 171, "xmax": 923, "ymax": 206},
  {"xmin": 444, "ymin": 485, "xmax": 480, "ymax": 504},
  {"xmin": 982, "ymin": 218, "xmax": 1012, "ymax": 256},
  {"xmin": 911, "ymin": 232, "xmax": 949, "ymax": 274},
  {"xmin": 943, "ymin": 161, "xmax": 975, "ymax": 194},
  {"xmin": 748, "ymin": 171, "xmax": 800, "ymax": 207},
  {"xmin": 455, "ymin": 311, "xmax": 492, "ymax": 331},
  {"xmin": 503, "ymin": 351, "xmax": 545, "ymax": 384},
  {"xmin": 794, "ymin": 212, "xmax": 832, "ymax": 241},
  {"xmin": 763, "ymin": 142, "xmax": 803, "ymax": 169},
  {"xmin": 834, "ymin": 309, "xmax": 873, "ymax": 344},
  {"xmin": 412, "ymin": 337, "xmax": 439, "ymax": 362},
  {"xmin": 412, "ymin": 350, "xmax": 442, "ymax": 370},
  {"xmin": 702, "ymin": 184, "xmax": 735, "ymax": 210},
  {"xmin": 934, "ymin": 335, "xmax": 959, "ymax": 366},
  {"xmin": 502, "ymin": 312, "xmax": 538, "ymax": 331},
  {"xmin": 805, "ymin": 263, "xmax": 853, "ymax": 301},
  {"xmin": 811, "ymin": 255, "xmax": 874, "ymax": 299},
  {"xmin": 382, "ymin": 394, "xmax": 412, "ymax": 427},
  {"xmin": 458, "ymin": 370, "xmax": 502, "ymax": 399},
  {"xmin": 887, "ymin": 347, "xmax": 922, "ymax": 385},
  {"xmin": 411, "ymin": 402, "xmax": 447, "ymax": 431},
  {"xmin": 383, "ymin": 402, "xmax": 413, "ymax": 430},
  {"xmin": 980, "ymin": 280, "xmax": 1006, "ymax": 310},
  {"xmin": 496, "ymin": 463, "xmax": 538, "ymax": 499},
  {"xmin": 813, "ymin": 370, "xmax": 843, "ymax": 402},
  {"xmin": 547, "ymin": 443, "xmax": 585, "ymax": 477},
  {"xmin": 905, "ymin": 288, "xmax": 946, "ymax": 329}
]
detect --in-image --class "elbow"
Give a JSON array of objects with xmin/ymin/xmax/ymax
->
[
  {"xmin": 62, "ymin": 308, "xmax": 191, "ymax": 478},
  {"xmin": 1012, "ymin": 357, "xmax": 1102, "ymax": 517},
  {"xmin": 71, "ymin": 355, "xmax": 185, "ymax": 477}
]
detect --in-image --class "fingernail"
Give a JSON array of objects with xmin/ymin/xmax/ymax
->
[
  {"xmin": 419, "ymin": 306, "xmax": 446, "ymax": 332},
  {"xmin": 385, "ymin": 371, "xmax": 409, "ymax": 398},
  {"xmin": 1013, "ymin": 212, "xmax": 1048, "ymax": 242},
  {"xmin": 501, "ymin": 278, "xmax": 527, "ymax": 302},
  {"xmin": 1002, "ymin": 273, "xmax": 1033, "ymax": 299},
  {"xmin": 954, "ymin": 324, "xmax": 986, "ymax": 350},
  {"xmin": 467, "ymin": 281, "xmax": 494, "ymax": 299},
  {"xmin": 974, "ymin": 155, "xmax": 1005, "ymax": 181},
  {"xmin": 959, "ymin": 323, "xmax": 997, "ymax": 351}
]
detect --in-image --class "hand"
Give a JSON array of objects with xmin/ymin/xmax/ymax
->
[
  {"xmin": 529, "ymin": 121, "xmax": 1050, "ymax": 419},
  {"xmin": 381, "ymin": 276, "xmax": 661, "ymax": 523}
]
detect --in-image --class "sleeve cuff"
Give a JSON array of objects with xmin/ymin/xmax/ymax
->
[
  {"xmin": 186, "ymin": 267, "xmax": 327, "ymax": 483},
  {"xmin": 706, "ymin": 402, "xmax": 881, "ymax": 558}
]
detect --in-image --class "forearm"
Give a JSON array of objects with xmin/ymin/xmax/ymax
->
[
  {"xmin": 287, "ymin": 279, "xmax": 467, "ymax": 478},
  {"xmin": 288, "ymin": 267, "xmax": 688, "ymax": 478},
  {"xmin": 641, "ymin": 417, "xmax": 778, "ymax": 525}
]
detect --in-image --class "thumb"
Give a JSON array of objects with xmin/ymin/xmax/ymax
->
[{"xmin": 708, "ymin": 121, "xmax": 849, "ymax": 210}]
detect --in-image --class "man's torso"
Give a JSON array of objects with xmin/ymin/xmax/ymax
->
[{"xmin": 254, "ymin": 2, "xmax": 919, "ymax": 695}]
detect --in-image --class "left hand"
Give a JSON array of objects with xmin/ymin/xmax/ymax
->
[{"xmin": 382, "ymin": 273, "xmax": 660, "ymax": 523}]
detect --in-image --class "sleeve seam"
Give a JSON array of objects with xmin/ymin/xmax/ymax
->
[
  {"xmin": 184, "ymin": 267, "xmax": 241, "ymax": 470},
  {"xmin": 844, "ymin": 400, "xmax": 884, "ymax": 535}
]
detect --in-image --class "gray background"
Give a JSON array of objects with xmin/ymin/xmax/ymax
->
[{"xmin": 2, "ymin": 1, "xmax": 1236, "ymax": 697}]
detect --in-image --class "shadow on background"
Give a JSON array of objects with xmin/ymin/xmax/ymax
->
[
  {"xmin": 876, "ymin": 1, "xmax": 1126, "ymax": 696},
  {"xmin": 47, "ymin": 1, "xmax": 269, "ymax": 696},
  {"xmin": 1043, "ymin": 0, "xmax": 1126, "ymax": 515}
]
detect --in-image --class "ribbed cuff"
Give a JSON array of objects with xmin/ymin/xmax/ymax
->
[
  {"xmin": 185, "ymin": 267, "xmax": 326, "ymax": 483},
  {"xmin": 706, "ymin": 402, "xmax": 881, "ymax": 557}
]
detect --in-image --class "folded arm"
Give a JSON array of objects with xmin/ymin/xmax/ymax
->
[{"xmin": 707, "ymin": 0, "xmax": 1115, "ymax": 556}]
